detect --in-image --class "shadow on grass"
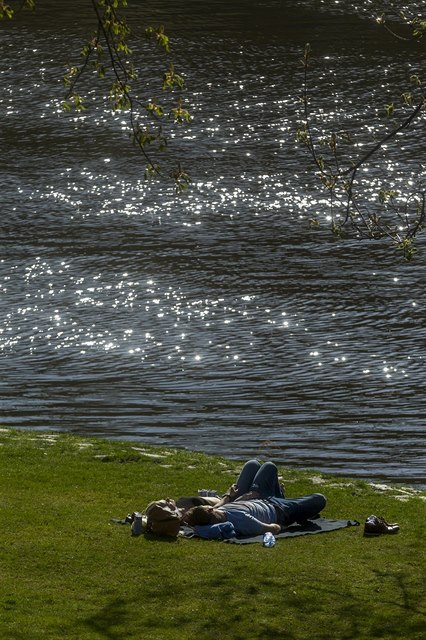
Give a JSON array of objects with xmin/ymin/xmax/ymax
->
[
  {"xmin": 142, "ymin": 532, "xmax": 179, "ymax": 543},
  {"xmin": 292, "ymin": 568, "xmax": 426, "ymax": 640},
  {"xmin": 371, "ymin": 567, "xmax": 426, "ymax": 617},
  {"xmin": 83, "ymin": 598, "xmax": 130, "ymax": 640},
  {"xmin": 200, "ymin": 566, "xmax": 425, "ymax": 640},
  {"xmin": 76, "ymin": 570, "xmax": 425, "ymax": 640}
]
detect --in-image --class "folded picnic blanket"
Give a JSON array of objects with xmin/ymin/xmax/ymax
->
[{"xmin": 182, "ymin": 517, "xmax": 359, "ymax": 543}]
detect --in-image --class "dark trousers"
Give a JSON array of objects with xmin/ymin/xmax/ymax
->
[{"xmin": 268, "ymin": 494, "xmax": 326, "ymax": 526}]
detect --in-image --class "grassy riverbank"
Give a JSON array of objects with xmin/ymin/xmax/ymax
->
[{"xmin": 1, "ymin": 428, "xmax": 425, "ymax": 639}]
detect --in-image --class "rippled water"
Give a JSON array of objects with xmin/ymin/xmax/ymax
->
[{"xmin": 1, "ymin": 0, "xmax": 425, "ymax": 485}]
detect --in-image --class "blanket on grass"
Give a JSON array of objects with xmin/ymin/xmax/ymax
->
[{"xmin": 183, "ymin": 517, "xmax": 360, "ymax": 543}]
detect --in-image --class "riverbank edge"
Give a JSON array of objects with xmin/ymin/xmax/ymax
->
[
  {"xmin": 3, "ymin": 425, "xmax": 425, "ymax": 495},
  {"xmin": 1, "ymin": 427, "xmax": 425, "ymax": 640}
]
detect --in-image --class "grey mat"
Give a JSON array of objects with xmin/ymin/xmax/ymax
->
[{"xmin": 223, "ymin": 517, "xmax": 360, "ymax": 544}]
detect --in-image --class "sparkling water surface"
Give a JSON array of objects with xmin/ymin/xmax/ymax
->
[{"xmin": 1, "ymin": 0, "xmax": 425, "ymax": 485}]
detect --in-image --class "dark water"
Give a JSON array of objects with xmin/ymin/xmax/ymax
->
[{"xmin": 1, "ymin": 0, "xmax": 425, "ymax": 485}]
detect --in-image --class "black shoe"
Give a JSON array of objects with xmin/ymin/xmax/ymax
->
[{"xmin": 364, "ymin": 515, "xmax": 400, "ymax": 537}]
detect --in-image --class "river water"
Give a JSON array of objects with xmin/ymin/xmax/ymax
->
[{"xmin": 1, "ymin": 0, "xmax": 425, "ymax": 485}]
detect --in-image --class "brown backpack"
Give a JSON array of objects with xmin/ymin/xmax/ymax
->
[{"xmin": 144, "ymin": 499, "xmax": 182, "ymax": 537}]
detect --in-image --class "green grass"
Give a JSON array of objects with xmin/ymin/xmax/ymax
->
[{"xmin": 1, "ymin": 428, "xmax": 425, "ymax": 640}]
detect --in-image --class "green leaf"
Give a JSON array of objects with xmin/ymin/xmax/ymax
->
[
  {"xmin": 401, "ymin": 92, "xmax": 412, "ymax": 106},
  {"xmin": 410, "ymin": 74, "xmax": 422, "ymax": 86},
  {"xmin": 0, "ymin": 3, "xmax": 14, "ymax": 19},
  {"xmin": 384, "ymin": 103, "xmax": 394, "ymax": 116}
]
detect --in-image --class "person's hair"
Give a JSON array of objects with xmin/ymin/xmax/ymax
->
[{"xmin": 184, "ymin": 505, "xmax": 213, "ymax": 526}]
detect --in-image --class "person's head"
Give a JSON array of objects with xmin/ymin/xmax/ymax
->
[{"xmin": 184, "ymin": 505, "xmax": 226, "ymax": 526}]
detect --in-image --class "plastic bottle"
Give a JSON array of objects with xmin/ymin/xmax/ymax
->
[{"xmin": 263, "ymin": 531, "xmax": 276, "ymax": 547}]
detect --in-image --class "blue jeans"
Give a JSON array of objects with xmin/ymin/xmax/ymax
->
[
  {"xmin": 268, "ymin": 493, "xmax": 327, "ymax": 526},
  {"xmin": 235, "ymin": 459, "xmax": 285, "ymax": 499}
]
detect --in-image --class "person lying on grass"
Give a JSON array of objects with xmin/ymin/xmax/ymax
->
[
  {"xmin": 183, "ymin": 459, "xmax": 326, "ymax": 537},
  {"xmin": 216, "ymin": 458, "xmax": 286, "ymax": 504},
  {"xmin": 176, "ymin": 458, "xmax": 285, "ymax": 514}
]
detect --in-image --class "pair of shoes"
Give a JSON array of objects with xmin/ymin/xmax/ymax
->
[{"xmin": 363, "ymin": 515, "xmax": 400, "ymax": 537}]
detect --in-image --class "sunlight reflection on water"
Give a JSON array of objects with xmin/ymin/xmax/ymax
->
[{"xmin": 0, "ymin": 0, "xmax": 425, "ymax": 485}]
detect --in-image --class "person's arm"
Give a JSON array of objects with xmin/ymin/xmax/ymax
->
[
  {"xmin": 213, "ymin": 483, "xmax": 239, "ymax": 507},
  {"xmin": 217, "ymin": 484, "xmax": 262, "ymax": 505},
  {"xmin": 261, "ymin": 522, "xmax": 281, "ymax": 534},
  {"xmin": 229, "ymin": 512, "xmax": 281, "ymax": 537}
]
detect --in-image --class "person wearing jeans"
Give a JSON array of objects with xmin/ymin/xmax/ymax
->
[
  {"xmin": 184, "ymin": 459, "xmax": 326, "ymax": 537},
  {"xmin": 230, "ymin": 459, "xmax": 285, "ymax": 501}
]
